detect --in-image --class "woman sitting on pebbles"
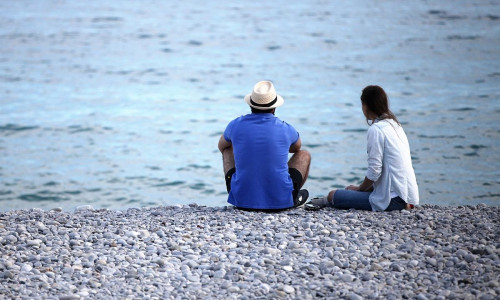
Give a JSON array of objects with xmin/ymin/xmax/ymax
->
[{"xmin": 306, "ymin": 85, "xmax": 419, "ymax": 211}]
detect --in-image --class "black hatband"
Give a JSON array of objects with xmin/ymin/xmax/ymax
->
[{"xmin": 250, "ymin": 96, "xmax": 277, "ymax": 107}]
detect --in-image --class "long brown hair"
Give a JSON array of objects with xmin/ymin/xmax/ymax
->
[{"xmin": 360, "ymin": 85, "xmax": 400, "ymax": 126}]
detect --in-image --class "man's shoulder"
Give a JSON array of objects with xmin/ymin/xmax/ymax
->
[
  {"xmin": 227, "ymin": 114, "xmax": 246, "ymax": 125},
  {"xmin": 232, "ymin": 113, "xmax": 253, "ymax": 121},
  {"xmin": 277, "ymin": 118, "xmax": 297, "ymax": 131}
]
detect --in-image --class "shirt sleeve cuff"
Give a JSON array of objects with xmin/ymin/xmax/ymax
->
[{"xmin": 366, "ymin": 170, "xmax": 380, "ymax": 182}]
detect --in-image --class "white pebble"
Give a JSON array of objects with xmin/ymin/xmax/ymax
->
[{"xmin": 283, "ymin": 285, "xmax": 295, "ymax": 294}]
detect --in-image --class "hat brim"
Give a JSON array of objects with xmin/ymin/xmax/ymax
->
[{"xmin": 244, "ymin": 94, "xmax": 284, "ymax": 110}]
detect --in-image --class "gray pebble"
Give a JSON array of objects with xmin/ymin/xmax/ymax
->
[
  {"xmin": 333, "ymin": 258, "xmax": 343, "ymax": 268},
  {"xmin": 349, "ymin": 293, "xmax": 363, "ymax": 300},
  {"xmin": 463, "ymin": 254, "xmax": 475, "ymax": 263},
  {"xmin": 27, "ymin": 239, "xmax": 42, "ymax": 247},
  {"xmin": 390, "ymin": 263, "xmax": 403, "ymax": 272},
  {"xmin": 20, "ymin": 264, "xmax": 32, "ymax": 272},
  {"xmin": 59, "ymin": 295, "xmax": 81, "ymax": 300},
  {"xmin": 425, "ymin": 248, "xmax": 436, "ymax": 257},
  {"xmin": 416, "ymin": 293, "xmax": 429, "ymax": 300},
  {"xmin": 340, "ymin": 274, "xmax": 355, "ymax": 282},
  {"xmin": 5, "ymin": 235, "xmax": 18, "ymax": 244},
  {"xmin": 187, "ymin": 275, "xmax": 200, "ymax": 282},
  {"xmin": 1, "ymin": 271, "xmax": 15, "ymax": 279},
  {"xmin": 426, "ymin": 258, "xmax": 437, "ymax": 266}
]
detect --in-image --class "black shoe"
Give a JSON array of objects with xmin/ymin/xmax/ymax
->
[{"xmin": 294, "ymin": 189, "xmax": 309, "ymax": 207}]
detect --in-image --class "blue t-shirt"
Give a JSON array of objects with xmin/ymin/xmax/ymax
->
[{"xmin": 223, "ymin": 113, "xmax": 299, "ymax": 209}]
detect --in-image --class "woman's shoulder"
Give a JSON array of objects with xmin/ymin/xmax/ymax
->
[
  {"xmin": 369, "ymin": 120, "xmax": 387, "ymax": 131},
  {"xmin": 367, "ymin": 122, "xmax": 384, "ymax": 140},
  {"xmin": 368, "ymin": 119, "xmax": 404, "ymax": 138},
  {"xmin": 373, "ymin": 119, "xmax": 401, "ymax": 129}
]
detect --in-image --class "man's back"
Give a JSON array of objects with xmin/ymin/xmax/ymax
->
[{"xmin": 224, "ymin": 113, "xmax": 299, "ymax": 209}]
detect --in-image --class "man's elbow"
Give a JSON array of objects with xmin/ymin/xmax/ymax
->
[
  {"xmin": 218, "ymin": 143, "xmax": 228, "ymax": 153},
  {"xmin": 289, "ymin": 139, "xmax": 301, "ymax": 153},
  {"xmin": 218, "ymin": 136, "xmax": 232, "ymax": 153}
]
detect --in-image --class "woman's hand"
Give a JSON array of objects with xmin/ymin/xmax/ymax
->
[
  {"xmin": 359, "ymin": 177, "xmax": 374, "ymax": 192},
  {"xmin": 346, "ymin": 185, "xmax": 360, "ymax": 191},
  {"xmin": 346, "ymin": 177, "xmax": 374, "ymax": 192}
]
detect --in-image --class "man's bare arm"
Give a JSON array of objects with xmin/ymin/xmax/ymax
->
[
  {"xmin": 218, "ymin": 135, "xmax": 232, "ymax": 153},
  {"xmin": 289, "ymin": 137, "xmax": 302, "ymax": 153}
]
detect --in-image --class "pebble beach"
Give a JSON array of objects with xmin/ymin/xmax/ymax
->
[{"xmin": 0, "ymin": 205, "xmax": 498, "ymax": 299}]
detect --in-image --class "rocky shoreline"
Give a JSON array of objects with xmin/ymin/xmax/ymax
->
[{"xmin": 1, "ymin": 204, "xmax": 498, "ymax": 299}]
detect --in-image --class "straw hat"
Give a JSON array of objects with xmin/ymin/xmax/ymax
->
[{"xmin": 244, "ymin": 81, "xmax": 284, "ymax": 110}]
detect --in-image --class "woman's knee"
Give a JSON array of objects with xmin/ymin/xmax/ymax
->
[{"xmin": 327, "ymin": 190, "xmax": 336, "ymax": 202}]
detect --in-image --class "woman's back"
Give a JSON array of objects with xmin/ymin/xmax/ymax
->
[{"xmin": 368, "ymin": 119, "xmax": 419, "ymax": 210}]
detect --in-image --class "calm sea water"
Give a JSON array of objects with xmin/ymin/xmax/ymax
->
[{"xmin": 1, "ymin": 1, "xmax": 499, "ymax": 211}]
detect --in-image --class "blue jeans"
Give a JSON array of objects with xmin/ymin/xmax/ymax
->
[{"xmin": 333, "ymin": 190, "xmax": 407, "ymax": 211}]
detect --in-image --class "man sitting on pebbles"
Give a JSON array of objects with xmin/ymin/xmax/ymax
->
[{"xmin": 218, "ymin": 81, "xmax": 311, "ymax": 211}]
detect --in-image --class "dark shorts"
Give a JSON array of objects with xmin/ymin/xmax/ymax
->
[
  {"xmin": 288, "ymin": 168, "xmax": 303, "ymax": 202},
  {"xmin": 225, "ymin": 167, "xmax": 303, "ymax": 209}
]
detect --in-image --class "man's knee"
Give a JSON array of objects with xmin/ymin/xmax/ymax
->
[
  {"xmin": 292, "ymin": 149, "xmax": 311, "ymax": 165},
  {"xmin": 302, "ymin": 150, "xmax": 311, "ymax": 164},
  {"xmin": 299, "ymin": 150, "xmax": 311, "ymax": 172},
  {"xmin": 299, "ymin": 149, "xmax": 311, "ymax": 161}
]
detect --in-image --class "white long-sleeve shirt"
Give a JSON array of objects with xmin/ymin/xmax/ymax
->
[{"xmin": 366, "ymin": 119, "xmax": 419, "ymax": 211}]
